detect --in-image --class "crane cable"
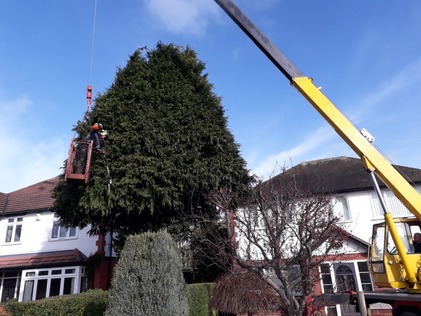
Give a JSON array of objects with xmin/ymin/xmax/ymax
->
[
  {"xmin": 89, "ymin": 0, "xmax": 97, "ymax": 84},
  {"xmin": 84, "ymin": 0, "xmax": 98, "ymax": 123},
  {"xmin": 88, "ymin": 0, "xmax": 113, "ymax": 195},
  {"xmin": 69, "ymin": 0, "xmax": 97, "ymax": 145}
]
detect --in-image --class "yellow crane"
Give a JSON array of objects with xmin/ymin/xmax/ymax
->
[{"xmin": 214, "ymin": 0, "xmax": 421, "ymax": 314}]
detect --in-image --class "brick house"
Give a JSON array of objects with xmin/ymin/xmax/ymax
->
[
  {"xmin": 233, "ymin": 156, "xmax": 421, "ymax": 316},
  {"xmin": 0, "ymin": 177, "xmax": 115, "ymax": 303}
]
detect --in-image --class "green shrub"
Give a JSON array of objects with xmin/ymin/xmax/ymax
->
[
  {"xmin": 3, "ymin": 283, "xmax": 215, "ymax": 315},
  {"xmin": 105, "ymin": 231, "xmax": 189, "ymax": 316},
  {"xmin": 187, "ymin": 283, "xmax": 214, "ymax": 316},
  {"xmin": 4, "ymin": 289, "xmax": 108, "ymax": 316}
]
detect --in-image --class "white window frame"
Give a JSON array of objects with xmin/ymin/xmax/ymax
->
[
  {"xmin": 4, "ymin": 217, "xmax": 23, "ymax": 244},
  {"xmin": 0, "ymin": 271, "xmax": 21, "ymax": 303},
  {"xmin": 50, "ymin": 215, "xmax": 77, "ymax": 240},
  {"xmin": 332, "ymin": 196, "xmax": 351, "ymax": 222},
  {"xmin": 320, "ymin": 260, "xmax": 373, "ymax": 316},
  {"xmin": 19, "ymin": 266, "xmax": 85, "ymax": 302}
]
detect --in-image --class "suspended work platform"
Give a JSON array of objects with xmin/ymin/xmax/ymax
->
[{"xmin": 65, "ymin": 139, "xmax": 93, "ymax": 184}]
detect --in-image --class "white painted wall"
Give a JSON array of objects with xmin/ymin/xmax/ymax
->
[
  {"xmin": 0, "ymin": 211, "xmax": 98, "ymax": 258},
  {"xmin": 335, "ymin": 185, "xmax": 420, "ymax": 243},
  {"xmin": 233, "ymin": 184, "xmax": 421, "ymax": 259}
]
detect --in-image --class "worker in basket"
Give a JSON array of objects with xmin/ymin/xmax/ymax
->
[
  {"xmin": 89, "ymin": 122, "xmax": 106, "ymax": 153},
  {"xmin": 72, "ymin": 123, "xmax": 107, "ymax": 174}
]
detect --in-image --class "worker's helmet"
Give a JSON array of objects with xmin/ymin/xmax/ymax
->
[{"xmin": 91, "ymin": 123, "xmax": 103, "ymax": 131}]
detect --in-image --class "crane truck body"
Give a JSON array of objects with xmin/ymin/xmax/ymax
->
[{"xmin": 213, "ymin": 0, "xmax": 421, "ymax": 315}]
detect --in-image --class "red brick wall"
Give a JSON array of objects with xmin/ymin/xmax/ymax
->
[
  {"xmin": 92, "ymin": 256, "xmax": 117, "ymax": 290},
  {"xmin": 370, "ymin": 309, "xmax": 392, "ymax": 316}
]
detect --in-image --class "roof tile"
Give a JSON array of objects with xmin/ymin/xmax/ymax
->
[
  {"xmin": 0, "ymin": 249, "xmax": 87, "ymax": 270},
  {"xmin": 0, "ymin": 177, "xmax": 59, "ymax": 215},
  {"xmin": 268, "ymin": 156, "xmax": 421, "ymax": 194}
]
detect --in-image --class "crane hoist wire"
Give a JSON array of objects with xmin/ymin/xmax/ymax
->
[
  {"xmin": 85, "ymin": 0, "xmax": 98, "ymax": 125},
  {"xmin": 65, "ymin": 0, "xmax": 106, "ymax": 185}
]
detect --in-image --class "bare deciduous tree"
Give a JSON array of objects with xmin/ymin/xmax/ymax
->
[{"xmin": 204, "ymin": 177, "xmax": 348, "ymax": 316}]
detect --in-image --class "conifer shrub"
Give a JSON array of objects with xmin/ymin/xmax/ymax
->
[{"xmin": 105, "ymin": 231, "xmax": 188, "ymax": 316}]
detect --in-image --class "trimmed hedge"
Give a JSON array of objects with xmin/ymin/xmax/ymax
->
[
  {"xmin": 2, "ymin": 283, "xmax": 213, "ymax": 315},
  {"xmin": 187, "ymin": 283, "xmax": 214, "ymax": 316},
  {"xmin": 105, "ymin": 232, "xmax": 189, "ymax": 316},
  {"xmin": 3, "ymin": 289, "xmax": 108, "ymax": 316}
]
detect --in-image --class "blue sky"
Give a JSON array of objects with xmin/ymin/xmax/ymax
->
[{"xmin": 1, "ymin": 0, "xmax": 421, "ymax": 193}]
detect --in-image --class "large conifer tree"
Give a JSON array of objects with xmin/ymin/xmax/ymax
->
[{"xmin": 53, "ymin": 43, "xmax": 250, "ymax": 240}]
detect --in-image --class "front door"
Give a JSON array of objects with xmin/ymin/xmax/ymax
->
[{"xmin": 334, "ymin": 263, "xmax": 359, "ymax": 316}]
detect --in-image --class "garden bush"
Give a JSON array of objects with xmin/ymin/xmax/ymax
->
[
  {"xmin": 187, "ymin": 283, "xmax": 214, "ymax": 316},
  {"xmin": 105, "ymin": 231, "xmax": 189, "ymax": 316},
  {"xmin": 3, "ymin": 289, "xmax": 107, "ymax": 316},
  {"xmin": 2, "ymin": 283, "xmax": 215, "ymax": 315}
]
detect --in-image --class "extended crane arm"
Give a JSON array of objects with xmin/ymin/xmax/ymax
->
[{"xmin": 214, "ymin": 0, "xmax": 421, "ymax": 223}]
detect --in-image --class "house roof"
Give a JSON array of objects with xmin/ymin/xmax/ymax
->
[
  {"xmin": 0, "ymin": 177, "xmax": 59, "ymax": 215},
  {"xmin": 269, "ymin": 156, "xmax": 421, "ymax": 194},
  {"xmin": 0, "ymin": 249, "xmax": 88, "ymax": 270}
]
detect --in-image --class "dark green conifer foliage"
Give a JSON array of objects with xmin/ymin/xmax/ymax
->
[
  {"xmin": 105, "ymin": 231, "xmax": 188, "ymax": 316},
  {"xmin": 53, "ymin": 43, "xmax": 251, "ymax": 240}
]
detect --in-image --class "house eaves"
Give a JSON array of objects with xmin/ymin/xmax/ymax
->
[{"xmin": 0, "ymin": 249, "xmax": 88, "ymax": 270}]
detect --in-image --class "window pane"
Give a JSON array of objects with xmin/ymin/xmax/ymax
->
[
  {"xmin": 23, "ymin": 280, "xmax": 34, "ymax": 302},
  {"xmin": 63, "ymin": 278, "xmax": 74, "ymax": 295},
  {"xmin": 322, "ymin": 274, "xmax": 332, "ymax": 284},
  {"xmin": 362, "ymin": 283, "xmax": 373, "ymax": 291},
  {"xmin": 357, "ymin": 261, "xmax": 369, "ymax": 272},
  {"xmin": 80, "ymin": 277, "xmax": 87, "ymax": 293},
  {"xmin": 65, "ymin": 269, "xmax": 75, "ymax": 274},
  {"xmin": 335, "ymin": 196, "xmax": 350, "ymax": 221},
  {"xmin": 49, "ymin": 279, "xmax": 61, "ymax": 297},
  {"xmin": 52, "ymin": 270, "xmax": 61, "ymax": 275},
  {"xmin": 69, "ymin": 227, "xmax": 76, "ymax": 237},
  {"xmin": 320, "ymin": 264, "xmax": 330, "ymax": 274},
  {"xmin": 39, "ymin": 271, "xmax": 49, "ymax": 276},
  {"xmin": 36, "ymin": 279, "xmax": 47, "ymax": 300},
  {"xmin": 17, "ymin": 217, "xmax": 23, "ymax": 222},
  {"xmin": 336, "ymin": 275, "xmax": 356, "ymax": 292},
  {"xmin": 59, "ymin": 227, "xmax": 68, "ymax": 238},
  {"xmin": 5, "ymin": 226, "xmax": 12, "ymax": 243},
  {"xmin": 14, "ymin": 224, "xmax": 22, "ymax": 242},
  {"xmin": 51, "ymin": 221, "xmax": 59, "ymax": 239},
  {"xmin": 360, "ymin": 273, "xmax": 371, "ymax": 283},
  {"xmin": 1, "ymin": 279, "xmax": 17, "ymax": 303}
]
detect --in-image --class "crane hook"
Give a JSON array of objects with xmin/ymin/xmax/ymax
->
[{"xmin": 86, "ymin": 85, "xmax": 93, "ymax": 105}]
